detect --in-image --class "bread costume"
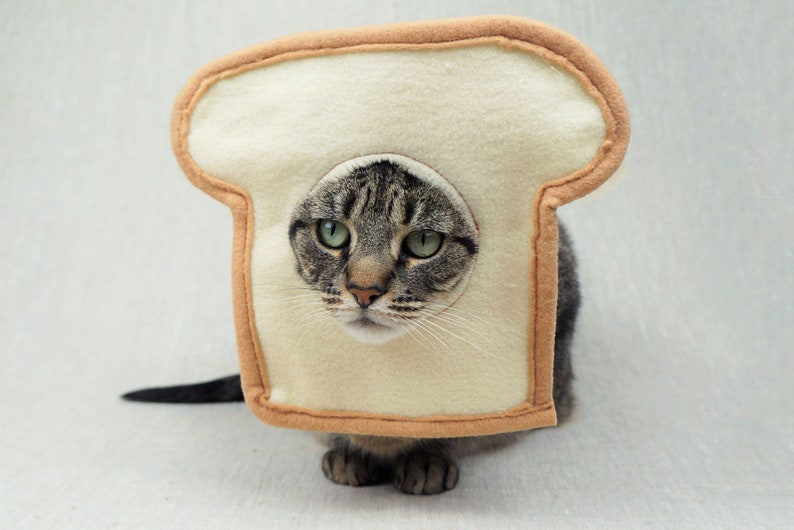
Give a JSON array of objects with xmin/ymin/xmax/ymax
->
[{"xmin": 171, "ymin": 15, "xmax": 630, "ymax": 438}]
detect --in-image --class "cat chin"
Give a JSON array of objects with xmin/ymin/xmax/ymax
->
[{"xmin": 342, "ymin": 319, "xmax": 405, "ymax": 345}]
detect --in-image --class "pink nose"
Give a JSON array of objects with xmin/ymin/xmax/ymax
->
[{"xmin": 348, "ymin": 286, "xmax": 384, "ymax": 308}]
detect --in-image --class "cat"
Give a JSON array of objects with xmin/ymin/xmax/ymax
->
[{"xmin": 124, "ymin": 159, "xmax": 580, "ymax": 495}]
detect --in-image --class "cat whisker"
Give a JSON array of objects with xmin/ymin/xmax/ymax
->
[
  {"xmin": 295, "ymin": 306, "xmax": 333, "ymax": 327},
  {"xmin": 269, "ymin": 293, "xmax": 326, "ymax": 303},
  {"xmin": 406, "ymin": 317, "xmax": 452, "ymax": 353},
  {"xmin": 425, "ymin": 303, "xmax": 501, "ymax": 330},
  {"xmin": 426, "ymin": 303, "xmax": 510, "ymax": 342},
  {"xmin": 300, "ymin": 311, "xmax": 336, "ymax": 327},
  {"xmin": 396, "ymin": 319, "xmax": 440, "ymax": 354},
  {"xmin": 395, "ymin": 321, "xmax": 424, "ymax": 348},
  {"xmin": 275, "ymin": 297, "xmax": 326, "ymax": 313},
  {"xmin": 422, "ymin": 319, "xmax": 498, "ymax": 359},
  {"xmin": 252, "ymin": 283, "xmax": 322, "ymax": 293},
  {"xmin": 391, "ymin": 312, "xmax": 482, "ymax": 358},
  {"xmin": 294, "ymin": 313, "xmax": 337, "ymax": 347},
  {"xmin": 428, "ymin": 312, "xmax": 494, "ymax": 342}
]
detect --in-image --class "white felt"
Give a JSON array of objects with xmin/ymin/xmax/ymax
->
[{"xmin": 187, "ymin": 44, "xmax": 607, "ymax": 416}]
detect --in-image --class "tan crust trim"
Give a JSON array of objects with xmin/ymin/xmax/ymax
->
[
  {"xmin": 171, "ymin": 15, "xmax": 630, "ymax": 438},
  {"xmin": 170, "ymin": 94, "xmax": 272, "ymax": 403},
  {"xmin": 245, "ymin": 384, "xmax": 557, "ymax": 438}
]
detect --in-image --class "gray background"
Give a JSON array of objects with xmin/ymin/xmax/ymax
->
[{"xmin": 2, "ymin": 0, "xmax": 791, "ymax": 528}]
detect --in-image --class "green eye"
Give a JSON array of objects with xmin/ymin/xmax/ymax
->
[
  {"xmin": 317, "ymin": 220, "xmax": 350, "ymax": 248},
  {"xmin": 404, "ymin": 230, "xmax": 443, "ymax": 258}
]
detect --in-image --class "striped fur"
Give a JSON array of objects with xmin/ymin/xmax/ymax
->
[{"xmin": 288, "ymin": 160, "xmax": 479, "ymax": 345}]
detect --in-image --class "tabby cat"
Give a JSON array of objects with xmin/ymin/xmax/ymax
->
[{"xmin": 124, "ymin": 159, "xmax": 580, "ymax": 495}]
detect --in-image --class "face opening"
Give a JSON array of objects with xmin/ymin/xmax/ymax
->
[{"xmin": 287, "ymin": 154, "xmax": 479, "ymax": 344}]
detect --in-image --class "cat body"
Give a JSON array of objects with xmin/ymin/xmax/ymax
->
[{"xmin": 124, "ymin": 160, "xmax": 580, "ymax": 495}]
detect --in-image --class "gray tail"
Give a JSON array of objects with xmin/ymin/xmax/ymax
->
[{"xmin": 122, "ymin": 374, "xmax": 243, "ymax": 403}]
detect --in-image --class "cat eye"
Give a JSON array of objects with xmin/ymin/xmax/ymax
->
[
  {"xmin": 404, "ymin": 230, "xmax": 443, "ymax": 258},
  {"xmin": 317, "ymin": 220, "xmax": 350, "ymax": 248}
]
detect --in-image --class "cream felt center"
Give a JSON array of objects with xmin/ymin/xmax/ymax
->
[{"xmin": 187, "ymin": 43, "xmax": 607, "ymax": 416}]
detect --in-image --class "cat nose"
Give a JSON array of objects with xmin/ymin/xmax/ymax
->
[{"xmin": 348, "ymin": 284, "xmax": 385, "ymax": 308}]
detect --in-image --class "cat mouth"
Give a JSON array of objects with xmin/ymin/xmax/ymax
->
[
  {"xmin": 347, "ymin": 316, "xmax": 390, "ymax": 330},
  {"xmin": 341, "ymin": 313, "xmax": 404, "ymax": 344}
]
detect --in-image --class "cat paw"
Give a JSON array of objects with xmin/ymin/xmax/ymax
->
[
  {"xmin": 393, "ymin": 453, "xmax": 459, "ymax": 495},
  {"xmin": 321, "ymin": 448, "xmax": 389, "ymax": 487}
]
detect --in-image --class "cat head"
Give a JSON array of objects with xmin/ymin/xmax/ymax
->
[{"xmin": 288, "ymin": 156, "xmax": 479, "ymax": 344}]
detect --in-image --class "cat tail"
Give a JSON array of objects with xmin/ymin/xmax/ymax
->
[{"xmin": 121, "ymin": 374, "xmax": 244, "ymax": 403}]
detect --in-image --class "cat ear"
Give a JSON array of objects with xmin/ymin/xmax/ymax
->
[{"xmin": 171, "ymin": 16, "xmax": 629, "ymax": 438}]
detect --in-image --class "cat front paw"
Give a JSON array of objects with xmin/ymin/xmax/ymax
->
[
  {"xmin": 393, "ymin": 453, "xmax": 459, "ymax": 495},
  {"xmin": 321, "ymin": 448, "xmax": 389, "ymax": 487}
]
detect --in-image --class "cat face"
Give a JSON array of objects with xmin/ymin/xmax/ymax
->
[{"xmin": 288, "ymin": 159, "xmax": 478, "ymax": 344}]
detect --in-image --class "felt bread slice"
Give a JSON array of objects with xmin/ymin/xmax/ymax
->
[{"xmin": 172, "ymin": 15, "xmax": 630, "ymax": 438}]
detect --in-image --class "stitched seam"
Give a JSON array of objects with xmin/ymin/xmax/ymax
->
[{"xmin": 257, "ymin": 399, "xmax": 554, "ymax": 423}]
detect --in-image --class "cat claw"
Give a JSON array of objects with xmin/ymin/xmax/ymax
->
[{"xmin": 393, "ymin": 453, "xmax": 459, "ymax": 495}]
